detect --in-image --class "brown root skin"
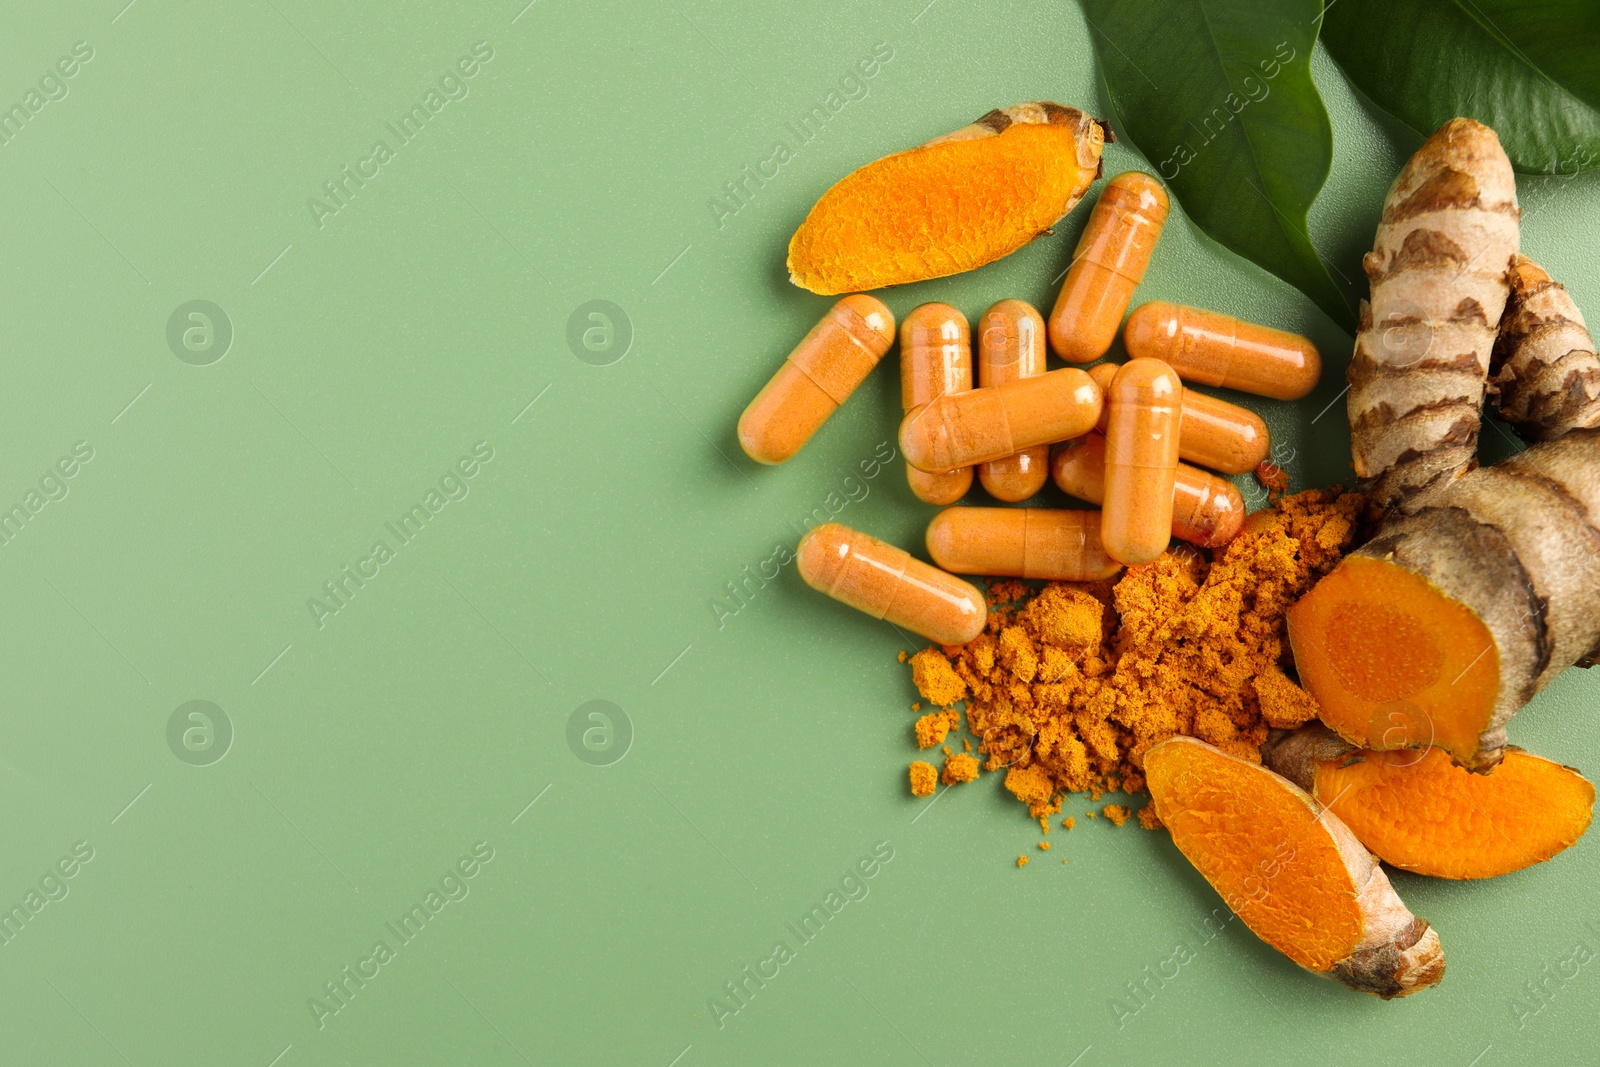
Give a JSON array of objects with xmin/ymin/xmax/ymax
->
[
  {"xmin": 1290, "ymin": 428, "xmax": 1600, "ymax": 771},
  {"xmin": 786, "ymin": 102, "xmax": 1107, "ymax": 295},
  {"xmin": 1263, "ymin": 724, "xmax": 1595, "ymax": 879},
  {"xmin": 1490, "ymin": 254, "xmax": 1600, "ymax": 441},
  {"xmin": 1145, "ymin": 737, "xmax": 1444, "ymax": 999},
  {"xmin": 1347, "ymin": 118, "xmax": 1519, "ymax": 519}
]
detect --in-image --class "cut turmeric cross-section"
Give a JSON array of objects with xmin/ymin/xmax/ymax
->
[
  {"xmin": 787, "ymin": 102, "xmax": 1107, "ymax": 294},
  {"xmin": 1287, "ymin": 554, "xmax": 1499, "ymax": 763},
  {"xmin": 1144, "ymin": 736, "xmax": 1444, "ymax": 998},
  {"xmin": 1263, "ymin": 724, "xmax": 1594, "ymax": 880},
  {"xmin": 1288, "ymin": 427, "xmax": 1600, "ymax": 771}
]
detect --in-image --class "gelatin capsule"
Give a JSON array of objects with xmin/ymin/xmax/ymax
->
[
  {"xmin": 1048, "ymin": 172, "xmax": 1169, "ymax": 363},
  {"xmin": 1051, "ymin": 433, "xmax": 1246, "ymax": 548},
  {"xmin": 739, "ymin": 295, "xmax": 895, "ymax": 465},
  {"xmin": 900, "ymin": 303, "xmax": 974, "ymax": 505},
  {"xmin": 900, "ymin": 368, "xmax": 1103, "ymax": 473},
  {"xmin": 977, "ymin": 299, "xmax": 1051, "ymax": 502},
  {"xmin": 925, "ymin": 506, "xmax": 1121, "ymax": 581},
  {"xmin": 1103, "ymin": 359, "xmax": 1183, "ymax": 566},
  {"xmin": 1088, "ymin": 361, "xmax": 1267, "ymax": 474},
  {"xmin": 797, "ymin": 522, "xmax": 986, "ymax": 645},
  {"xmin": 1124, "ymin": 302, "xmax": 1321, "ymax": 400}
]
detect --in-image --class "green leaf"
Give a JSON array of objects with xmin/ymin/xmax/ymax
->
[
  {"xmin": 1079, "ymin": 0, "xmax": 1350, "ymax": 327},
  {"xmin": 1322, "ymin": 0, "xmax": 1600, "ymax": 174}
]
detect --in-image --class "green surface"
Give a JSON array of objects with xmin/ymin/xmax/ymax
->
[{"xmin": 2, "ymin": 2, "xmax": 1598, "ymax": 1065}]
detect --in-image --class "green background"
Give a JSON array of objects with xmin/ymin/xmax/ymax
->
[{"xmin": 2, "ymin": 1, "xmax": 1597, "ymax": 1064}]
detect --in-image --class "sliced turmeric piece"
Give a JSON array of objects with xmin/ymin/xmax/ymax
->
[
  {"xmin": 1145, "ymin": 736, "xmax": 1444, "ymax": 998},
  {"xmin": 1288, "ymin": 428, "xmax": 1600, "ymax": 770},
  {"xmin": 787, "ymin": 102, "xmax": 1107, "ymax": 294},
  {"xmin": 1263, "ymin": 723, "xmax": 1594, "ymax": 880}
]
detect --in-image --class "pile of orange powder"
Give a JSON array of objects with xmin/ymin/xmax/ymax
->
[{"xmin": 903, "ymin": 488, "xmax": 1363, "ymax": 827}]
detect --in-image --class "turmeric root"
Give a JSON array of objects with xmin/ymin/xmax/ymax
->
[
  {"xmin": 1263, "ymin": 723, "xmax": 1594, "ymax": 880},
  {"xmin": 1347, "ymin": 118, "xmax": 1519, "ymax": 516},
  {"xmin": 1489, "ymin": 254, "xmax": 1600, "ymax": 441},
  {"xmin": 1145, "ymin": 736, "xmax": 1444, "ymax": 998},
  {"xmin": 1289, "ymin": 428, "xmax": 1600, "ymax": 771},
  {"xmin": 786, "ymin": 102, "xmax": 1108, "ymax": 295}
]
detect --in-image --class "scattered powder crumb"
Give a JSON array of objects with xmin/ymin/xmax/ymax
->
[
  {"xmin": 1039, "ymin": 840, "xmax": 1051, "ymax": 851},
  {"xmin": 1252, "ymin": 664, "xmax": 1322, "ymax": 729},
  {"xmin": 910, "ymin": 648, "xmax": 966, "ymax": 707},
  {"xmin": 1016, "ymin": 856, "xmax": 1029, "ymax": 868},
  {"xmin": 911, "ymin": 702, "xmax": 921, "ymax": 712},
  {"xmin": 1086, "ymin": 810, "xmax": 1097, "ymax": 820},
  {"xmin": 914, "ymin": 709, "xmax": 960, "ymax": 749},
  {"xmin": 1255, "ymin": 460, "xmax": 1291, "ymax": 501},
  {"xmin": 897, "ymin": 650, "xmax": 908, "ymax": 663},
  {"xmin": 1062, "ymin": 817, "xmax": 1075, "ymax": 830},
  {"xmin": 1062, "ymin": 858, "xmax": 1069, "ymax": 864},
  {"xmin": 1103, "ymin": 804, "xmax": 1131, "ymax": 827},
  {"xmin": 1138, "ymin": 806, "xmax": 1163, "ymax": 830},
  {"xmin": 901, "ymin": 489, "xmax": 1362, "ymax": 826},
  {"xmin": 909, "ymin": 762, "xmax": 937, "ymax": 797},
  {"xmin": 963, "ymin": 739, "xmax": 972, "ymax": 753},
  {"xmin": 941, "ymin": 753, "xmax": 980, "ymax": 785}
]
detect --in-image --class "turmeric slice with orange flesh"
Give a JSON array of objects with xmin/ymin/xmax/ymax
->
[
  {"xmin": 1288, "ymin": 428, "xmax": 1600, "ymax": 771},
  {"xmin": 1287, "ymin": 555, "xmax": 1500, "ymax": 764},
  {"xmin": 1144, "ymin": 736, "xmax": 1444, "ymax": 999},
  {"xmin": 1263, "ymin": 724, "xmax": 1594, "ymax": 880},
  {"xmin": 787, "ymin": 102, "xmax": 1108, "ymax": 295}
]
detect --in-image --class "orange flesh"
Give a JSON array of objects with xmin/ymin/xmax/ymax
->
[
  {"xmin": 1145, "ymin": 740, "xmax": 1364, "ymax": 972},
  {"xmin": 1288, "ymin": 555, "xmax": 1499, "ymax": 759},
  {"xmin": 1314, "ymin": 748, "xmax": 1594, "ymax": 879},
  {"xmin": 788, "ymin": 124, "xmax": 1087, "ymax": 294}
]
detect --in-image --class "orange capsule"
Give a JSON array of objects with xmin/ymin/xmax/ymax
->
[
  {"xmin": 1102, "ymin": 359, "xmax": 1183, "ymax": 566},
  {"xmin": 900, "ymin": 368, "xmax": 1103, "ymax": 474},
  {"xmin": 797, "ymin": 522, "xmax": 986, "ymax": 645},
  {"xmin": 900, "ymin": 304, "xmax": 974, "ymax": 505},
  {"xmin": 977, "ymin": 299, "xmax": 1051, "ymax": 502},
  {"xmin": 1048, "ymin": 172, "xmax": 1170, "ymax": 363},
  {"xmin": 1051, "ymin": 433, "xmax": 1246, "ymax": 548},
  {"xmin": 739, "ymin": 295, "xmax": 895, "ymax": 464},
  {"xmin": 1124, "ymin": 302, "xmax": 1321, "ymax": 400},
  {"xmin": 925, "ymin": 507, "xmax": 1121, "ymax": 581},
  {"xmin": 1088, "ymin": 362, "xmax": 1267, "ymax": 474}
]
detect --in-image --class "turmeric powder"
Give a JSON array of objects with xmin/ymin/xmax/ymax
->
[{"xmin": 906, "ymin": 488, "xmax": 1364, "ymax": 821}]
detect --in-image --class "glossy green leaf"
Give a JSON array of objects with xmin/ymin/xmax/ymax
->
[
  {"xmin": 1079, "ymin": 0, "xmax": 1350, "ymax": 327},
  {"xmin": 1322, "ymin": 0, "xmax": 1600, "ymax": 174}
]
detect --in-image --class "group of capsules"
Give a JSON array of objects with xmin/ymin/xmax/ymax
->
[{"xmin": 737, "ymin": 172, "xmax": 1322, "ymax": 646}]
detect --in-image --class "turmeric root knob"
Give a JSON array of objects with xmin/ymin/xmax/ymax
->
[
  {"xmin": 1263, "ymin": 723, "xmax": 1595, "ymax": 879},
  {"xmin": 1145, "ymin": 737, "xmax": 1444, "ymax": 998},
  {"xmin": 787, "ymin": 102, "xmax": 1108, "ymax": 294},
  {"xmin": 1490, "ymin": 254, "xmax": 1600, "ymax": 441},
  {"xmin": 1346, "ymin": 117, "xmax": 1519, "ymax": 516}
]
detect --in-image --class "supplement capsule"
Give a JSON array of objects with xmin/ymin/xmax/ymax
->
[
  {"xmin": 1103, "ymin": 359, "xmax": 1183, "ymax": 566},
  {"xmin": 1048, "ymin": 172, "xmax": 1170, "ymax": 363},
  {"xmin": 900, "ymin": 368, "xmax": 1103, "ymax": 474},
  {"xmin": 900, "ymin": 303, "xmax": 974, "ymax": 505},
  {"xmin": 926, "ymin": 507, "xmax": 1121, "ymax": 581},
  {"xmin": 1124, "ymin": 302, "xmax": 1321, "ymax": 400},
  {"xmin": 797, "ymin": 522, "xmax": 986, "ymax": 645},
  {"xmin": 1088, "ymin": 362, "xmax": 1267, "ymax": 474},
  {"xmin": 977, "ymin": 299, "xmax": 1050, "ymax": 502},
  {"xmin": 739, "ymin": 295, "xmax": 895, "ymax": 465},
  {"xmin": 1051, "ymin": 433, "xmax": 1246, "ymax": 548}
]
